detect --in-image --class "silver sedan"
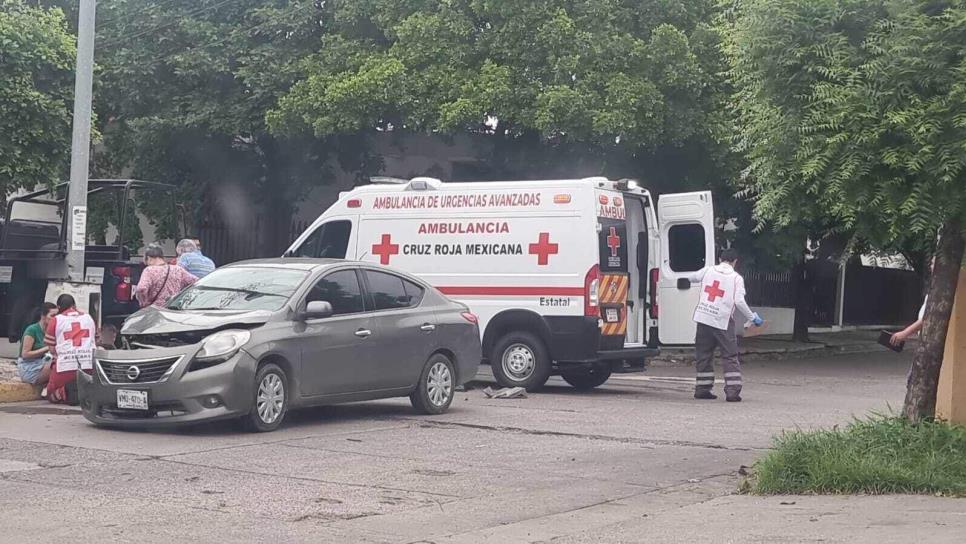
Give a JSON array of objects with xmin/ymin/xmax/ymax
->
[{"xmin": 78, "ymin": 259, "xmax": 482, "ymax": 431}]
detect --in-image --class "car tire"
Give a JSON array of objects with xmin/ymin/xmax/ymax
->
[
  {"xmin": 491, "ymin": 331, "xmax": 551, "ymax": 391},
  {"xmin": 410, "ymin": 353, "xmax": 456, "ymax": 415},
  {"xmin": 561, "ymin": 364, "xmax": 612, "ymax": 391},
  {"xmin": 245, "ymin": 363, "xmax": 288, "ymax": 432}
]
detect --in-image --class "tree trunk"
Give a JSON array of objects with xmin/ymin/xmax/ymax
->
[
  {"xmin": 902, "ymin": 219, "xmax": 965, "ymax": 422},
  {"xmin": 792, "ymin": 259, "xmax": 812, "ymax": 342}
]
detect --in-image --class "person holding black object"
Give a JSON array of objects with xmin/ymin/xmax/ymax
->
[{"xmin": 890, "ymin": 257, "xmax": 933, "ymax": 349}]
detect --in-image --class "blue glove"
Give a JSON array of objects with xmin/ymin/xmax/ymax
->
[{"xmin": 751, "ymin": 313, "xmax": 764, "ymax": 327}]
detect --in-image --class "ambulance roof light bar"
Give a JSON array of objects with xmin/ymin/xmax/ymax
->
[
  {"xmin": 408, "ymin": 177, "xmax": 441, "ymax": 191},
  {"xmin": 369, "ymin": 176, "xmax": 410, "ymax": 185}
]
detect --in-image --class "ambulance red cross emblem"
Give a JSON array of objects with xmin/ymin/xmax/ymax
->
[
  {"xmin": 528, "ymin": 232, "xmax": 559, "ymax": 266},
  {"xmin": 372, "ymin": 234, "xmax": 399, "ymax": 265},
  {"xmin": 607, "ymin": 227, "xmax": 621, "ymax": 257}
]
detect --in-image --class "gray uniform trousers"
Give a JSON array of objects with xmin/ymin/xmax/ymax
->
[{"xmin": 694, "ymin": 319, "xmax": 741, "ymax": 397}]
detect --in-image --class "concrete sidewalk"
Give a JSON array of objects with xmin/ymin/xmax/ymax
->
[{"xmin": 654, "ymin": 329, "xmax": 897, "ymax": 365}]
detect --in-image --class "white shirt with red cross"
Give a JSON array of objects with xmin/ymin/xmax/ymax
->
[
  {"xmin": 52, "ymin": 311, "xmax": 96, "ymax": 372},
  {"xmin": 691, "ymin": 263, "xmax": 756, "ymax": 331}
]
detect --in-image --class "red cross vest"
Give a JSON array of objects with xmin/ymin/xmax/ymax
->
[
  {"xmin": 692, "ymin": 266, "xmax": 738, "ymax": 331},
  {"xmin": 54, "ymin": 311, "xmax": 96, "ymax": 372}
]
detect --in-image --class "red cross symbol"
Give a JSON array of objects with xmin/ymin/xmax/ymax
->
[
  {"xmin": 606, "ymin": 227, "xmax": 621, "ymax": 257},
  {"xmin": 528, "ymin": 232, "xmax": 559, "ymax": 266},
  {"xmin": 704, "ymin": 280, "xmax": 726, "ymax": 302},
  {"xmin": 63, "ymin": 321, "xmax": 90, "ymax": 347},
  {"xmin": 371, "ymin": 234, "xmax": 399, "ymax": 265}
]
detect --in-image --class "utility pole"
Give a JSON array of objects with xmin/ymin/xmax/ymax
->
[{"xmin": 64, "ymin": 0, "xmax": 97, "ymax": 282}]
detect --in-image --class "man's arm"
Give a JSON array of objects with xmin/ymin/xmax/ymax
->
[
  {"xmin": 733, "ymin": 275, "xmax": 757, "ymax": 323},
  {"xmin": 684, "ymin": 266, "xmax": 709, "ymax": 284}
]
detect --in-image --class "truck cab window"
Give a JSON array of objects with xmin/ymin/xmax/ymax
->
[
  {"xmin": 668, "ymin": 223, "xmax": 706, "ymax": 272},
  {"xmin": 292, "ymin": 221, "xmax": 351, "ymax": 258}
]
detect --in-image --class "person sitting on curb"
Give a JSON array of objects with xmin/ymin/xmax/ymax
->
[{"xmin": 17, "ymin": 302, "xmax": 57, "ymax": 387}]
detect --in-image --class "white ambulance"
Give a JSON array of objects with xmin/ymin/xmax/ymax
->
[{"xmin": 285, "ymin": 177, "xmax": 715, "ymax": 390}]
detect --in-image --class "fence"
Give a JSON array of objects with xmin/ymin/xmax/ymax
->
[
  {"xmin": 743, "ymin": 269, "xmax": 795, "ymax": 308},
  {"xmin": 198, "ymin": 216, "xmax": 311, "ymax": 265}
]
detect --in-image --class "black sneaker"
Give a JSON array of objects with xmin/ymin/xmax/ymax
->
[
  {"xmin": 694, "ymin": 391, "xmax": 718, "ymax": 400},
  {"xmin": 726, "ymin": 395, "xmax": 742, "ymax": 403}
]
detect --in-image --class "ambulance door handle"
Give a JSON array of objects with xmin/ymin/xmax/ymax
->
[
  {"xmin": 676, "ymin": 278, "xmax": 691, "ymax": 290},
  {"xmin": 420, "ymin": 323, "xmax": 436, "ymax": 332},
  {"xmin": 355, "ymin": 329, "xmax": 372, "ymax": 338}
]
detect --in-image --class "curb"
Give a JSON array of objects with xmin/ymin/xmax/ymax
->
[
  {"xmin": 651, "ymin": 342, "xmax": 887, "ymax": 366},
  {"xmin": 0, "ymin": 381, "xmax": 42, "ymax": 404}
]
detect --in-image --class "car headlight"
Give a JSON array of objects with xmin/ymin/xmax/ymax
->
[{"xmin": 190, "ymin": 329, "xmax": 251, "ymax": 370}]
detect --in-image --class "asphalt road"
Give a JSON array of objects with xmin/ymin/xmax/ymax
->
[{"xmin": 1, "ymin": 351, "xmax": 963, "ymax": 543}]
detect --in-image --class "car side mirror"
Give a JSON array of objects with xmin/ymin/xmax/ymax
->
[{"xmin": 302, "ymin": 301, "xmax": 333, "ymax": 320}]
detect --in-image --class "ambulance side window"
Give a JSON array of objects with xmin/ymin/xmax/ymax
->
[
  {"xmin": 668, "ymin": 224, "xmax": 706, "ymax": 272},
  {"xmin": 293, "ymin": 221, "xmax": 351, "ymax": 258}
]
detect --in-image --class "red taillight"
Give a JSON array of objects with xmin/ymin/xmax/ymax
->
[
  {"xmin": 584, "ymin": 264, "xmax": 600, "ymax": 317},
  {"xmin": 649, "ymin": 268, "xmax": 660, "ymax": 318},
  {"xmin": 347, "ymin": 198, "xmax": 362, "ymax": 208},
  {"xmin": 598, "ymin": 194, "xmax": 609, "ymax": 205},
  {"xmin": 112, "ymin": 266, "xmax": 133, "ymax": 302},
  {"xmin": 461, "ymin": 312, "xmax": 479, "ymax": 324}
]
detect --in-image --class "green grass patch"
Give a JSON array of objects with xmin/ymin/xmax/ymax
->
[{"xmin": 752, "ymin": 416, "xmax": 966, "ymax": 497}]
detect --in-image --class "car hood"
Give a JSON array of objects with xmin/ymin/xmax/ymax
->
[{"xmin": 121, "ymin": 306, "xmax": 274, "ymax": 335}]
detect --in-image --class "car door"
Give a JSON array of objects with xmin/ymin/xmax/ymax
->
[
  {"xmin": 362, "ymin": 269, "xmax": 437, "ymax": 390},
  {"xmin": 656, "ymin": 191, "xmax": 716, "ymax": 344},
  {"xmin": 298, "ymin": 268, "xmax": 377, "ymax": 397}
]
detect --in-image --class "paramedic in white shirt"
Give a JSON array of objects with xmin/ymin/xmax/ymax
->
[{"xmin": 689, "ymin": 248, "xmax": 763, "ymax": 402}]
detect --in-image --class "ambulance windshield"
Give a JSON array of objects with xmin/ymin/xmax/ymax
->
[{"xmin": 291, "ymin": 220, "xmax": 351, "ymax": 258}]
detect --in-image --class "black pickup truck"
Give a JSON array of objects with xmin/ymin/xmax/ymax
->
[{"xmin": 0, "ymin": 179, "xmax": 180, "ymax": 341}]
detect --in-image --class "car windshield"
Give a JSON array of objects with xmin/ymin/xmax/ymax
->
[{"xmin": 166, "ymin": 267, "xmax": 308, "ymax": 311}]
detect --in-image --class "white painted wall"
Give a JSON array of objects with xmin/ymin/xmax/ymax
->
[{"xmin": 737, "ymin": 306, "xmax": 795, "ymax": 336}]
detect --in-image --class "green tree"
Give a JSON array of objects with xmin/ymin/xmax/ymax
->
[
  {"xmin": 267, "ymin": 0, "xmax": 734, "ymax": 190},
  {"xmin": 90, "ymin": 0, "xmax": 360, "ymax": 253},
  {"xmin": 0, "ymin": 0, "xmax": 75, "ymax": 197},
  {"xmin": 727, "ymin": 0, "xmax": 966, "ymax": 421}
]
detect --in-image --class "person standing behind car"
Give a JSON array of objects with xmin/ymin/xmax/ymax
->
[
  {"xmin": 44, "ymin": 295, "xmax": 96, "ymax": 405},
  {"xmin": 17, "ymin": 303, "xmax": 57, "ymax": 387},
  {"xmin": 175, "ymin": 238, "xmax": 215, "ymax": 278},
  {"xmin": 136, "ymin": 244, "xmax": 198, "ymax": 308}
]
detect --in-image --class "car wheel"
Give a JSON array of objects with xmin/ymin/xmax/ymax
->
[
  {"xmin": 411, "ymin": 354, "xmax": 456, "ymax": 415},
  {"xmin": 561, "ymin": 364, "xmax": 612, "ymax": 391},
  {"xmin": 245, "ymin": 363, "xmax": 288, "ymax": 432},
  {"xmin": 491, "ymin": 331, "xmax": 551, "ymax": 391}
]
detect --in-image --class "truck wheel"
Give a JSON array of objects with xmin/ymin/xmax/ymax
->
[
  {"xmin": 7, "ymin": 294, "xmax": 34, "ymax": 342},
  {"xmin": 491, "ymin": 331, "xmax": 551, "ymax": 391},
  {"xmin": 561, "ymin": 364, "xmax": 612, "ymax": 391}
]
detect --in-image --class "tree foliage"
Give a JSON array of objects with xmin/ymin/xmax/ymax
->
[
  {"xmin": 727, "ymin": 0, "xmax": 966, "ymax": 244},
  {"xmin": 90, "ymin": 0, "xmax": 356, "ymax": 249},
  {"xmin": 728, "ymin": 0, "xmax": 966, "ymax": 419},
  {"xmin": 0, "ymin": 0, "xmax": 75, "ymax": 197},
  {"xmin": 269, "ymin": 0, "xmax": 727, "ymax": 151}
]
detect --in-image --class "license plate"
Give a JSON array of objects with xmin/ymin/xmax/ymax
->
[
  {"xmin": 605, "ymin": 308, "xmax": 620, "ymax": 323},
  {"xmin": 116, "ymin": 389, "xmax": 149, "ymax": 410}
]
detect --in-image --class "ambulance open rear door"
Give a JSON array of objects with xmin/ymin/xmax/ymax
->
[{"xmin": 656, "ymin": 191, "xmax": 715, "ymax": 344}]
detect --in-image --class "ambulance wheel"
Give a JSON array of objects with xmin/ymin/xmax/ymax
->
[
  {"xmin": 561, "ymin": 364, "xmax": 612, "ymax": 391},
  {"xmin": 492, "ymin": 331, "xmax": 551, "ymax": 391}
]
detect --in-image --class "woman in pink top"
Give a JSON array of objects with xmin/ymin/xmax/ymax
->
[{"xmin": 136, "ymin": 245, "xmax": 198, "ymax": 308}]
